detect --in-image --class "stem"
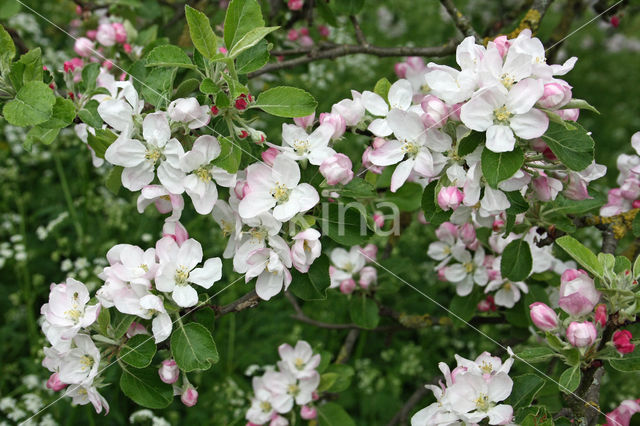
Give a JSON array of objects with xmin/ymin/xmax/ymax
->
[{"xmin": 52, "ymin": 148, "xmax": 85, "ymax": 250}]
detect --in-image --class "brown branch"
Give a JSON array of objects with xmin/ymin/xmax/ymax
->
[
  {"xmin": 335, "ymin": 329, "xmax": 360, "ymax": 364},
  {"xmin": 5, "ymin": 27, "xmax": 28, "ymax": 55},
  {"xmin": 508, "ymin": 0, "xmax": 555, "ymax": 38},
  {"xmin": 350, "ymin": 15, "xmax": 368, "ymax": 46},
  {"xmin": 213, "ymin": 289, "xmax": 260, "ymax": 317},
  {"xmin": 386, "ymin": 384, "xmax": 431, "ymax": 426},
  {"xmin": 440, "ymin": 0, "xmax": 479, "ymax": 40},
  {"xmin": 248, "ymin": 40, "xmax": 459, "ymax": 78}
]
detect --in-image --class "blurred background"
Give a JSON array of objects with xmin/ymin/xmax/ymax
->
[{"xmin": 1, "ymin": 0, "xmax": 639, "ymax": 424}]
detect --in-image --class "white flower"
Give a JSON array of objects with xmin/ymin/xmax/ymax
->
[
  {"xmin": 96, "ymin": 81, "xmax": 143, "ymax": 133},
  {"xmin": 279, "ymin": 123, "xmax": 335, "ymax": 165},
  {"xmin": 245, "ymin": 235, "xmax": 293, "ymax": 301},
  {"xmin": 246, "ymin": 377, "xmax": 276, "ymax": 424},
  {"xmin": 442, "ymin": 372, "xmax": 513, "ymax": 425},
  {"xmin": 211, "ymin": 200, "xmax": 243, "ymax": 258},
  {"xmin": 263, "ymin": 369, "xmax": 320, "ymax": 413},
  {"xmin": 485, "ymin": 276, "xmax": 528, "ymax": 309},
  {"xmin": 40, "ymin": 278, "xmax": 100, "ymax": 347},
  {"xmin": 329, "ymin": 246, "xmax": 366, "ymax": 288},
  {"xmin": 167, "ymin": 97, "xmax": 210, "ymax": 129},
  {"xmin": 277, "ymin": 340, "xmax": 321, "ymax": 379},
  {"xmin": 460, "ymin": 79, "xmax": 548, "ymax": 153},
  {"xmin": 180, "ymin": 135, "xmax": 236, "ymax": 214},
  {"xmin": 443, "ymin": 244, "xmax": 488, "ymax": 296},
  {"xmin": 155, "ymin": 237, "xmax": 223, "ymax": 307},
  {"xmin": 239, "ymin": 155, "xmax": 319, "ymax": 222},
  {"xmin": 137, "ymin": 185, "xmax": 184, "ymax": 220},
  {"xmin": 139, "ymin": 294, "xmax": 172, "ymax": 343},
  {"xmin": 66, "ymin": 383, "xmax": 110, "ymax": 414},
  {"xmin": 290, "ymin": 228, "xmax": 322, "ymax": 273},
  {"xmin": 58, "ymin": 334, "xmax": 100, "ymax": 385},
  {"xmin": 361, "ymin": 79, "xmax": 413, "ymax": 136},
  {"xmin": 104, "ymin": 112, "xmax": 185, "ymax": 192}
]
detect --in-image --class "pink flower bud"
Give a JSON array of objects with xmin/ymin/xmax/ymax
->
[
  {"xmin": 318, "ymin": 25, "xmax": 330, "ymax": 38},
  {"xmin": 435, "ymin": 222, "xmax": 458, "ymax": 240},
  {"xmin": 75, "ymin": 5, "xmax": 83, "ymax": 15},
  {"xmin": 340, "ymin": 278, "xmax": 356, "ymax": 294},
  {"xmin": 459, "ymin": 223, "xmax": 476, "ymax": 246},
  {"xmin": 46, "ymin": 373, "xmax": 67, "ymax": 391},
  {"xmin": 320, "ymin": 153, "xmax": 354, "ymax": 186},
  {"xmin": 406, "ymin": 56, "xmax": 425, "ymax": 71},
  {"xmin": 611, "ymin": 15, "xmax": 620, "ymax": 28},
  {"xmin": 181, "ymin": 386, "xmax": 198, "ymax": 407},
  {"xmin": 126, "ymin": 322, "xmax": 147, "ymax": 338},
  {"xmin": 478, "ymin": 295, "xmax": 496, "ymax": 312},
  {"xmin": 532, "ymin": 174, "xmax": 563, "ymax": 202},
  {"xmin": 123, "ymin": 43, "xmax": 132, "ymax": 54},
  {"xmin": 559, "ymin": 269, "xmax": 600, "ymax": 316},
  {"xmin": 86, "ymin": 30, "xmax": 97, "ymax": 40},
  {"xmin": 604, "ymin": 399, "xmax": 640, "ymax": 426},
  {"xmin": 158, "ymin": 359, "xmax": 179, "ymax": 384},
  {"xmin": 300, "ymin": 405, "xmax": 318, "ymax": 420},
  {"xmin": 163, "ymin": 220, "xmax": 189, "ymax": 245},
  {"xmin": 493, "ymin": 35, "xmax": 510, "ymax": 58},
  {"xmin": 112, "ymin": 22, "xmax": 127, "ymax": 43},
  {"xmin": 595, "ymin": 304, "xmax": 607, "ymax": 327},
  {"xmin": 261, "ymin": 147, "xmax": 280, "ymax": 166},
  {"xmin": 219, "ymin": 47, "xmax": 228, "ymax": 54},
  {"xmin": 566, "ymin": 321, "xmax": 597, "ymax": 347},
  {"xmin": 96, "ymin": 22, "xmax": 116, "ymax": 47},
  {"xmin": 359, "ymin": 266, "xmax": 377, "ymax": 289},
  {"xmin": 449, "ymin": 103, "xmax": 463, "ymax": 121},
  {"xmin": 633, "ymin": 200, "xmax": 640, "ymax": 209},
  {"xmin": 287, "ymin": 0, "xmax": 304, "ymax": 11},
  {"xmin": 372, "ymin": 212, "xmax": 384, "ymax": 228},
  {"xmin": 312, "ymin": 391, "xmax": 319, "ymax": 401},
  {"xmin": 529, "ymin": 302, "xmax": 559, "ymax": 331},
  {"xmin": 437, "ymin": 267, "xmax": 447, "ymax": 282},
  {"xmin": 299, "ymin": 35, "xmax": 314, "ymax": 47},
  {"xmin": 556, "ymin": 108, "xmax": 580, "ymax": 122},
  {"xmin": 293, "ymin": 112, "xmax": 315, "ymax": 129},
  {"xmin": 74, "ymin": 37, "xmax": 95, "ymax": 57},
  {"xmin": 299, "ymin": 27, "xmax": 309, "ymax": 36},
  {"xmin": 234, "ymin": 180, "xmax": 249, "ymax": 200},
  {"xmin": 394, "ymin": 62, "xmax": 408, "ymax": 78},
  {"xmin": 360, "ymin": 244, "xmax": 378, "ymax": 261},
  {"xmin": 420, "ymin": 95, "xmax": 449, "ymax": 128},
  {"xmin": 287, "ymin": 29, "xmax": 299, "ymax": 41},
  {"xmin": 564, "ymin": 173, "xmax": 591, "ymax": 201},
  {"xmin": 613, "ymin": 330, "xmax": 635, "ymax": 354},
  {"xmin": 538, "ymin": 81, "xmax": 572, "ymax": 109},
  {"xmin": 437, "ymin": 186, "xmax": 464, "ymax": 211},
  {"xmin": 102, "ymin": 59, "xmax": 113, "ymax": 70},
  {"xmin": 319, "ymin": 112, "xmax": 347, "ymax": 140},
  {"xmin": 362, "ymin": 146, "xmax": 383, "ymax": 174}
]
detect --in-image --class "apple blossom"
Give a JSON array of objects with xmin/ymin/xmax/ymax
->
[
  {"xmin": 359, "ymin": 266, "xmax": 377, "ymax": 288},
  {"xmin": 136, "ymin": 185, "xmax": 184, "ymax": 220},
  {"xmin": 112, "ymin": 22, "xmax": 127, "ymax": 43},
  {"xmin": 66, "ymin": 384, "xmax": 110, "ymax": 414},
  {"xmin": 96, "ymin": 22, "xmax": 116, "ymax": 46},
  {"xmin": 300, "ymin": 405, "xmax": 317, "ymax": 420},
  {"xmin": 613, "ymin": 330, "xmax": 635, "ymax": 354},
  {"xmin": 278, "ymin": 123, "xmax": 334, "ymax": 165},
  {"xmin": 329, "ymin": 246, "xmax": 366, "ymax": 288},
  {"xmin": 595, "ymin": 304, "xmax": 607, "ymax": 327},
  {"xmin": 277, "ymin": 340, "xmax": 321, "ymax": 379},
  {"xmin": 319, "ymin": 153, "xmax": 354, "ymax": 185},
  {"xmin": 181, "ymin": 386, "xmax": 198, "ymax": 407},
  {"xmin": 167, "ymin": 97, "xmax": 211, "ymax": 129},
  {"xmin": 244, "ymin": 241, "xmax": 293, "ymax": 301},
  {"xmin": 529, "ymin": 302, "xmax": 559, "ymax": 331},
  {"xmin": 290, "ymin": 228, "xmax": 321, "ymax": 273},
  {"xmin": 340, "ymin": 278, "xmax": 356, "ymax": 294},
  {"xmin": 604, "ymin": 399, "xmax": 640, "ymax": 426},
  {"xmin": 57, "ymin": 334, "xmax": 100, "ymax": 385},
  {"xmin": 566, "ymin": 321, "xmax": 597, "ymax": 347},
  {"xmin": 155, "ymin": 237, "xmax": 223, "ymax": 307},
  {"xmin": 558, "ymin": 269, "xmax": 600, "ymax": 316},
  {"xmin": 437, "ymin": 186, "xmax": 464, "ymax": 211},
  {"xmin": 443, "ymin": 244, "xmax": 488, "ymax": 297},
  {"xmin": 46, "ymin": 373, "xmax": 67, "ymax": 392},
  {"xmin": 74, "ymin": 37, "xmax": 94, "ymax": 57}
]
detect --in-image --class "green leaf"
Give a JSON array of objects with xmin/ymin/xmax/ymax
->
[
  {"xmin": 224, "ymin": 0, "xmax": 264, "ymax": 51},
  {"xmin": 420, "ymin": 181, "xmax": 451, "ymax": 226},
  {"xmin": 185, "ymin": 5, "xmax": 218, "ymax": 59},
  {"xmin": 0, "ymin": 1, "xmax": 21, "ymax": 20},
  {"xmin": 25, "ymin": 126, "xmax": 59, "ymax": 146},
  {"xmin": 211, "ymin": 136, "xmax": 242, "ymax": 174},
  {"xmin": 106, "ymin": 166, "xmax": 123, "ymax": 195},
  {"xmin": 112, "ymin": 312, "xmax": 135, "ymax": 339},
  {"xmin": 317, "ymin": 402, "xmax": 356, "ymax": 426},
  {"xmin": 120, "ymin": 334, "xmax": 157, "ymax": 368},
  {"xmin": 609, "ymin": 355, "xmax": 640, "ymax": 372},
  {"xmin": 82, "ymin": 62, "xmax": 101, "ymax": 92},
  {"xmin": 558, "ymin": 365, "xmax": 581, "ymax": 393},
  {"xmin": 3, "ymin": 81, "xmax": 55, "ymax": 126},
  {"xmin": 9, "ymin": 48, "xmax": 42, "ymax": 89},
  {"xmin": 449, "ymin": 290, "xmax": 482, "ymax": 326},
  {"xmin": 332, "ymin": 0, "xmax": 365, "ymax": 15},
  {"xmin": 543, "ymin": 193, "xmax": 605, "ymax": 216},
  {"xmin": 192, "ymin": 307, "xmax": 216, "ymax": 330},
  {"xmin": 171, "ymin": 322, "xmax": 219, "ymax": 372},
  {"xmin": 87, "ymin": 128, "xmax": 117, "ymax": 159},
  {"xmin": 173, "ymin": 78, "xmax": 200, "ymax": 99},
  {"xmin": 518, "ymin": 347, "xmax": 556, "ymax": 363},
  {"xmin": 96, "ymin": 308, "xmax": 110, "ymax": 336},
  {"xmin": 373, "ymin": 77, "xmax": 391, "ymax": 101},
  {"xmin": 317, "ymin": 0, "xmax": 338, "ymax": 26},
  {"xmin": 322, "ymin": 364, "xmax": 354, "ymax": 392},
  {"xmin": 41, "ymin": 98, "xmax": 76, "ymax": 129},
  {"xmin": 634, "ymin": 253, "xmax": 640, "ymax": 279},
  {"xmin": 555, "ymin": 235, "xmax": 603, "ymax": 279},
  {"xmin": 141, "ymin": 67, "xmax": 176, "ymax": 108},
  {"xmin": 481, "ymin": 146, "xmax": 524, "ymax": 188},
  {"xmin": 546, "ymin": 332, "xmax": 566, "ymax": 351},
  {"xmin": 146, "ymin": 44, "xmax": 196, "ymax": 69},
  {"xmin": 501, "ymin": 238, "xmax": 532, "ymax": 281},
  {"xmin": 236, "ymin": 39, "xmax": 270, "ymax": 74},
  {"xmin": 563, "ymin": 98, "xmax": 599, "ymax": 114},
  {"xmin": 509, "ymin": 374, "xmax": 545, "ymax": 409},
  {"xmin": 290, "ymin": 255, "xmax": 331, "ymax": 300},
  {"xmin": 253, "ymin": 86, "xmax": 317, "ymax": 118},
  {"xmin": 348, "ymin": 294, "xmax": 379, "ymax": 329},
  {"xmin": 199, "ymin": 77, "xmax": 220, "ymax": 95},
  {"xmin": 457, "ymin": 131, "xmax": 483, "ymax": 157},
  {"xmin": 384, "ymin": 182, "xmax": 422, "ymax": 211},
  {"xmin": 505, "ymin": 191, "xmax": 529, "ymax": 215},
  {"xmin": 229, "ymin": 26, "xmax": 278, "ymax": 58},
  {"xmin": 340, "ymin": 178, "xmax": 376, "ymax": 199},
  {"xmin": 615, "ymin": 255, "xmax": 632, "ymax": 274},
  {"xmin": 0, "ymin": 24, "xmax": 15, "ymax": 71},
  {"xmin": 318, "ymin": 202, "xmax": 371, "ymax": 246},
  {"xmin": 541, "ymin": 121, "xmax": 594, "ymax": 171},
  {"xmin": 317, "ymin": 373, "xmax": 339, "ymax": 392},
  {"xmin": 120, "ymin": 366, "xmax": 173, "ymax": 409}
]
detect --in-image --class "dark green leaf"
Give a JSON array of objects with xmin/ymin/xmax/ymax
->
[
  {"xmin": 481, "ymin": 146, "xmax": 524, "ymax": 188},
  {"xmin": 112, "ymin": 311, "xmax": 135, "ymax": 339},
  {"xmin": 82, "ymin": 63, "xmax": 101, "ymax": 92},
  {"xmin": 509, "ymin": 374, "xmax": 545, "ymax": 409},
  {"xmin": 87, "ymin": 128, "xmax": 117, "ymax": 159},
  {"xmin": 171, "ymin": 322, "xmax": 219, "ymax": 372},
  {"xmin": 290, "ymin": 255, "xmax": 331, "ymax": 300},
  {"xmin": 199, "ymin": 78, "xmax": 220, "ymax": 95},
  {"xmin": 211, "ymin": 136, "xmax": 242, "ymax": 174},
  {"xmin": 185, "ymin": 5, "xmax": 218, "ymax": 59},
  {"xmin": 236, "ymin": 39, "xmax": 270, "ymax": 74},
  {"xmin": 555, "ymin": 235, "xmax": 603, "ymax": 279},
  {"xmin": 457, "ymin": 131, "xmax": 483, "ymax": 157},
  {"xmin": 322, "ymin": 364, "xmax": 354, "ymax": 392},
  {"xmin": 518, "ymin": 347, "xmax": 556, "ymax": 363},
  {"xmin": 145, "ymin": 44, "xmax": 196, "ymax": 69},
  {"xmin": 106, "ymin": 166, "xmax": 123, "ymax": 196},
  {"xmin": 253, "ymin": 86, "xmax": 317, "ymax": 118},
  {"xmin": 120, "ymin": 334, "xmax": 157, "ymax": 368},
  {"xmin": 373, "ymin": 77, "xmax": 391, "ymax": 101},
  {"xmin": 224, "ymin": 0, "xmax": 264, "ymax": 50},
  {"xmin": 609, "ymin": 355, "xmax": 640, "ymax": 372},
  {"xmin": 348, "ymin": 294, "xmax": 379, "ymax": 329},
  {"xmin": 318, "ymin": 202, "xmax": 371, "ymax": 246},
  {"xmin": 558, "ymin": 365, "xmax": 581, "ymax": 393},
  {"xmin": 173, "ymin": 78, "xmax": 200, "ymax": 99},
  {"xmin": 541, "ymin": 121, "xmax": 594, "ymax": 171},
  {"xmin": 41, "ymin": 97, "xmax": 76, "ymax": 129},
  {"xmin": 120, "ymin": 366, "xmax": 173, "ymax": 409},
  {"xmin": 3, "ymin": 81, "xmax": 54, "ymax": 126},
  {"xmin": 317, "ymin": 402, "xmax": 356, "ymax": 426},
  {"xmin": 385, "ymin": 182, "xmax": 422, "ymax": 211},
  {"xmin": 501, "ymin": 238, "xmax": 532, "ymax": 281}
]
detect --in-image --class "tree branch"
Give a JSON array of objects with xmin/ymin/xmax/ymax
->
[
  {"xmin": 386, "ymin": 384, "xmax": 431, "ymax": 425},
  {"xmin": 248, "ymin": 40, "xmax": 459, "ymax": 78},
  {"xmin": 335, "ymin": 329, "xmax": 360, "ymax": 364},
  {"xmin": 508, "ymin": 0, "xmax": 555, "ymax": 38},
  {"xmin": 350, "ymin": 15, "xmax": 368, "ymax": 46},
  {"xmin": 440, "ymin": 0, "xmax": 479, "ymax": 40},
  {"xmin": 213, "ymin": 289, "xmax": 260, "ymax": 317}
]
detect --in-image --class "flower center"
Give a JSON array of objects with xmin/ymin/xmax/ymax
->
[
  {"xmin": 420, "ymin": 83, "xmax": 431, "ymax": 93},
  {"xmin": 145, "ymin": 147, "xmax": 163, "ymax": 164},
  {"xmin": 500, "ymin": 73, "xmax": 515, "ymax": 89},
  {"xmin": 260, "ymin": 401, "xmax": 272, "ymax": 412},
  {"xmin": 503, "ymin": 281, "xmax": 512, "ymax": 291},
  {"xmin": 221, "ymin": 220, "xmax": 233, "ymax": 236},
  {"xmin": 493, "ymin": 106, "xmax": 513, "ymax": 125},
  {"xmin": 287, "ymin": 383, "xmax": 300, "ymax": 396},
  {"xmin": 80, "ymin": 355, "xmax": 94, "ymax": 371},
  {"xmin": 175, "ymin": 266, "xmax": 190, "ymax": 286},
  {"xmin": 250, "ymin": 228, "xmax": 267, "ymax": 241},
  {"xmin": 479, "ymin": 361, "xmax": 493, "ymax": 374},
  {"xmin": 140, "ymin": 264, "xmax": 149, "ymax": 272},
  {"xmin": 464, "ymin": 262, "xmax": 474, "ymax": 273},
  {"xmin": 475, "ymin": 393, "xmax": 491, "ymax": 412},
  {"xmin": 271, "ymin": 183, "xmax": 291, "ymax": 202},
  {"xmin": 401, "ymin": 141, "xmax": 420, "ymax": 157},
  {"xmin": 195, "ymin": 167, "xmax": 212, "ymax": 182},
  {"xmin": 64, "ymin": 308, "xmax": 83, "ymax": 322},
  {"xmin": 292, "ymin": 139, "xmax": 310, "ymax": 156},
  {"xmin": 294, "ymin": 358, "xmax": 305, "ymax": 370}
]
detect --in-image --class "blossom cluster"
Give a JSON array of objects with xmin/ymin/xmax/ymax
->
[
  {"xmin": 329, "ymin": 244, "xmax": 378, "ymax": 293},
  {"xmin": 529, "ymin": 268, "xmax": 636, "ymax": 354},
  {"xmin": 411, "ymin": 349, "xmax": 515, "ymax": 425},
  {"xmin": 246, "ymin": 340, "xmax": 321, "ymax": 425},
  {"xmin": 601, "ymin": 132, "xmax": 640, "ymax": 216},
  {"xmin": 428, "ymin": 221, "xmax": 572, "ymax": 308}
]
